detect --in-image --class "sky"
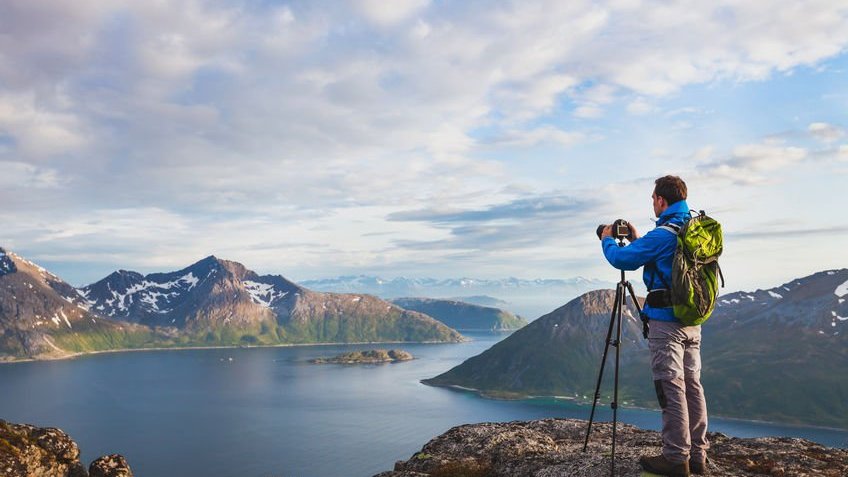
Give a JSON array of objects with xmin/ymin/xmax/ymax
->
[{"xmin": 1, "ymin": 0, "xmax": 847, "ymax": 290}]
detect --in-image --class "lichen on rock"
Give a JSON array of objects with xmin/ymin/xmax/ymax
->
[
  {"xmin": 0, "ymin": 419, "xmax": 132, "ymax": 477},
  {"xmin": 374, "ymin": 418, "xmax": 848, "ymax": 477},
  {"xmin": 89, "ymin": 454, "xmax": 133, "ymax": 477}
]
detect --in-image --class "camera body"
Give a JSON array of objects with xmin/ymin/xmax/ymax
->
[{"xmin": 596, "ymin": 219, "xmax": 632, "ymax": 240}]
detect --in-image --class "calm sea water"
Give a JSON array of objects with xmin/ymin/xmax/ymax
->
[{"xmin": 1, "ymin": 332, "xmax": 845, "ymax": 477}]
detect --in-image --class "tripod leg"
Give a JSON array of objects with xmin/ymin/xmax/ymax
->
[
  {"xmin": 582, "ymin": 283, "xmax": 623, "ymax": 452},
  {"xmin": 624, "ymin": 281, "xmax": 643, "ymax": 314},
  {"xmin": 624, "ymin": 281, "xmax": 647, "ymax": 338},
  {"xmin": 611, "ymin": 282, "xmax": 625, "ymax": 476}
]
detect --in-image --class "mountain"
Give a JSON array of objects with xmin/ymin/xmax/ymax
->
[
  {"xmin": 79, "ymin": 256, "xmax": 287, "ymax": 330},
  {"xmin": 78, "ymin": 255, "xmax": 464, "ymax": 346},
  {"xmin": 424, "ymin": 269, "xmax": 848, "ymax": 428},
  {"xmin": 299, "ymin": 275, "xmax": 616, "ymax": 320},
  {"xmin": 423, "ymin": 289, "xmax": 650, "ymax": 400},
  {"xmin": 702, "ymin": 269, "xmax": 848, "ymax": 427},
  {"xmin": 0, "ymin": 248, "xmax": 163, "ymax": 360},
  {"xmin": 448, "ymin": 295, "xmax": 512, "ymax": 308},
  {"xmin": 389, "ymin": 298, "xmax": 527, "ymax": 331},
  {"xmin": 0, "ymin": 248, "xmax": 463, "ymax": 360}
]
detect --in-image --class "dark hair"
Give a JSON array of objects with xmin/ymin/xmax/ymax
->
[{"xmin": 654, "ymin": 175, "xmax": 687, "ymax": 204}]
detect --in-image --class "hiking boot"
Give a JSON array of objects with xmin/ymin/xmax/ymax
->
[
  {"xmin": 690, "ymin": 457, "xmax": 708, "ymax": 475},
  {"xmin": 639, "ymin": 454, "xmax": 690, "ymax": 477}
]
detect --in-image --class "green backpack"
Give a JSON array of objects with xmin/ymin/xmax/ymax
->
[{"xmin": 665, "ymin": 211, "xmax": 724, "ymax": 326}]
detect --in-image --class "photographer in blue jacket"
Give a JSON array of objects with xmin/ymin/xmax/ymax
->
[{"xmin": 599, "ymin": 175, "xmax": 708, "ymax": 477}]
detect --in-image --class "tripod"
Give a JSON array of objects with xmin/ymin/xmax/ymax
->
[{"xmin": 582, "ymin": 242, "xmax": 645, "ymax": 476}]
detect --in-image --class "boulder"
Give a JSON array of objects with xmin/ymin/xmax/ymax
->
[{"xmin": 89, "ymin": 454, "xmax": 133, "ymax": 477}]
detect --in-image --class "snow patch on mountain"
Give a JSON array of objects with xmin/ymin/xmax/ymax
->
[
  {"xmin": 140, "ymin": 290, "xmax": 174, "ymax": 313},
  {"xmin": 86, "ymin": 272, "xmax": 202, "ymax": 316},
  {"xmin": 59, "ymin": 310, "xmax": 71, "ymax": 328},
  {"xmin": 243, "ymin": 280, "xmax": 288, "ymax": 307},
  {"xmin": 768, "ymin": 291, "xmax": 783, "ymax": 299},
  {"xmin": 835, "ymin": 279, "xmax": 848, "ymax": 298}
]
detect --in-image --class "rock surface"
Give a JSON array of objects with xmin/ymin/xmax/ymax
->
[
  {"xmin": 0, "ymin": 419, "xmax": 132, "ymax": 477},
  {"xmin": 374, "ymin": 418, "xmax": 848, "ymax": 477},
  {"xmin": 89, "ymin": 454, "xmax": 133, "ymax": 477},
  {"xmin": 311, "ymin": 348, "xmax": 414, "ymax": 364}
]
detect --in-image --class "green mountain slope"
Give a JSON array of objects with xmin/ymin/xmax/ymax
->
[
  {"xmin": 390, "ymin": 297, "xmax": 527, "ymax": 330},
  {"xmin": 425, "ymin": 271, "xmax": 848, "ymax": 428}
]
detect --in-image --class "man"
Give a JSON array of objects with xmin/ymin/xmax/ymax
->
[{"xmin": 599, "ymin": 175, "xmax": 708, "ymax": 477}]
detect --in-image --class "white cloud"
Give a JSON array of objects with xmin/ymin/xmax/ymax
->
[
  {"xmin": 485, "ymin": 126, "xmax": 585, "ymax": 148},
  {"xmin": 573, "ymin": 105, "xmax": 603, "ymax": 118},
  {"xmin": 355, "ymin": 0, "xmax": 430, "ymax": 27},
  {"xmin": 809, "ymin": 122, "xmax": 845, "ymax": 143},
  {"xmin": 0, "ymin": 161, "xmax": 64, "ymax": 188},
  {"xmin": 0, "ymin": 93, "xmax": 88, "ymax": 158},
  {"xmin": 1, "ymin": 0, "xmax": 848, "ymax": 282},
  {"xmin": 697, "ymin": 142, "xmax": 808, "ymax": 185},
  {"xmin": 626, "ymin": 97, "xmax": 656, "ymax": 115}
]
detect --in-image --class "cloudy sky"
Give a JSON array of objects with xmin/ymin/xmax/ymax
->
[{"xmin": 1, "ymin": 0, "xmax": 846, "ymax": 290}]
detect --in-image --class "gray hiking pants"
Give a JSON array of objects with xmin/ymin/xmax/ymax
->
[{"xmin": 648, "ymin": 320, "xmax": 709, "ymax": 464}]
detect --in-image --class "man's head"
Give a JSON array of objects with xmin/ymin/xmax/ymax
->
[{"xmin": 652, "ymin": 175, "xmax": 687, "ymax": 217}]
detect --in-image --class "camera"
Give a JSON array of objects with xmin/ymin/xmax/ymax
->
[{"xmin": 596, "ymin": 219, "xmax": 633, "ymax": 240}]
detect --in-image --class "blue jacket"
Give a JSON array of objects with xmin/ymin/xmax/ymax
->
[{"xmin": 601, "ymin": 200, "xmax": 690, "ymax": 322}]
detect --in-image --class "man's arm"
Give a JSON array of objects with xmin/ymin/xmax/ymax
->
[{"xmin": 601, "ymin": 227, "xmax": 671, "ymax": 271}]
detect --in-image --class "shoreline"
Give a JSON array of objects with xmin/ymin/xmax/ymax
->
[
  {"xmin": 0, "ymin": 338, "xmax": 467, "ymax": 365},
  {"xmin": 423, "ymin": 382, "xmax": 848, "ymax": 434}
]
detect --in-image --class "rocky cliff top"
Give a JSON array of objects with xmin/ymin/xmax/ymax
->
[
  {"xmin": 375, "ymin": 418, "xmax": 847, "ymax": 477},
  {"xmin": 0, "ymin": 419, "xmax": 133, "ymax": 477}
]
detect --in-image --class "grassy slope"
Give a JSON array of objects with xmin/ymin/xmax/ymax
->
[
  {"xmin": 425, "ymin": 319, "xmax": 847, "ymax": 428},
  {"xmin": 393, "ymin": 299, "xmax": 527, "ymax": 330}
]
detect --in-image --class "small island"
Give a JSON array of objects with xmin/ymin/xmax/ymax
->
[{"xmin": 310, "ymin": 349, "xmax": 414, "ymax": 364}]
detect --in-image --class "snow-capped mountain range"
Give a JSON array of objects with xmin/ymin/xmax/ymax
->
[
  {"xmin": 300, "ymin": 275, "xmax": 616, "ymax": 319},
  {"xmin": 300, "ymin": 275, "xmax": 608, "ymax": 293},
  {"xmin": 712, "ymin": 268, "xmax": 848, "ymax": 334},
  {"xmin": 0, "ymin": 248, "xmax": 462, "ymax": 360},
  {"xmin": 77, "ymin": 255, "xmax": 303, "ymax": 328}
]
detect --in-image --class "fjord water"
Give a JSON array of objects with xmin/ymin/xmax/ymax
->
[{"xmin": 1, "ymin": 332, "xmax": 845, "ymax": 477}]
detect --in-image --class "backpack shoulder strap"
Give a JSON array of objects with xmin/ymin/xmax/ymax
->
[{"xmin": 658, "ymin": 223, "xmax": 681, "ymax": 235}]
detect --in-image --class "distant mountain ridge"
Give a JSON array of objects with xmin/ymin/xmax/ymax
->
[
  {"xmin": 300, "ymin": 275, "xmax": 615, "ymax": 319},
  {"xmin": 389, "ymin": 298, "xmax": 528, "ymax": 331},
  {"xmin": 301, "ymin": 275, "xmax": 608, "ymax": 294},
  {"xmin": 0, "ymin": 248, "xmax": 463, "ymax": 360},
  {"xmin": 424, "ymin": 268, "xmax": 848, "ymax": 428}
]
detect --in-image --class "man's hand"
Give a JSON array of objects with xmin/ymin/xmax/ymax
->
[
  {"xmin": 600, "ymin": 225, "xmax": 613, "ymax": 240},
  {"xmin": 624, "ymin": 221, "xmax": 639, "ymax": 241}
]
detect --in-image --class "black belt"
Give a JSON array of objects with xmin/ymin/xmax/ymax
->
[{"xmin": 646, "ymin": 289, "xmax": 673, "ymax": 308}]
